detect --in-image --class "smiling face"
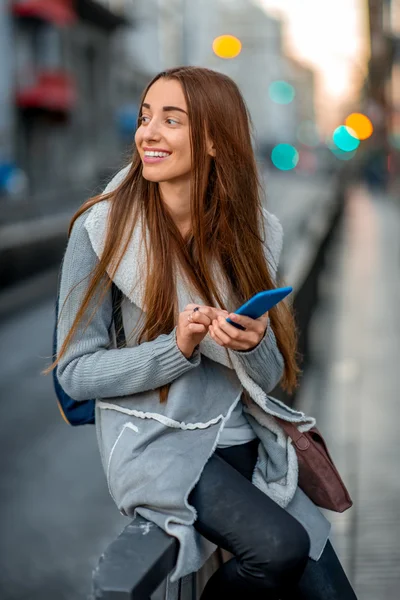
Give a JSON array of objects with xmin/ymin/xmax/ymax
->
[{"xmin": 135, "ymin": 78, "xmax": 192, "ymax": 184}]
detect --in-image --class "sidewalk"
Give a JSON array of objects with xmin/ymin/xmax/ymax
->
[{"xmin": 296, "ymin": 186, "xmax": 400, "ymax": 599}]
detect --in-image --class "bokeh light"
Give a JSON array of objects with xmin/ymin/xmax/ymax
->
[
  {"xmin": 212, "ymin": 35, "xmax": 242, "ymax": 59},
  {"xmin": 271, "ymin": 144, "xmax": 299, "ymax": 170},
  {"xmin": 297, "ymin": 121, "xmax": 320, "ymax": 147},
  {"xmin": 331, "ymin": 147, "xmax": 358, "ymax": 161},
  {"xmin": 268, "ymin": 81, "xmax": 295, "ymax": 105},
  {"xmin": 327, "ymin": 137, "xmax": 357, "ymax": 161},
  {"xmin": 332, "ymin": 126, "xmax": 360, "ymax": 152},
  {"xmin": 345, "ymin": 113, "xmax": 373, "ymax": 140}
]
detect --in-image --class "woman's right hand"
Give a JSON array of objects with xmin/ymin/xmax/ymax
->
[{"xmin": 176, "ymin": 304, "xmax": 227, "ymax": 359}]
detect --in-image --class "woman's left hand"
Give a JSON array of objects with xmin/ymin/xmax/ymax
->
[{"xmin": 209, "ymin": 311, "xmax": 269, "ymax": 351}]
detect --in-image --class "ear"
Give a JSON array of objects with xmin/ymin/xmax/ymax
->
[
  {"xmin": 207, "ymin": 141, "xmax": 216, "ymax": 157},
  {"xmin": 205, "ymin": 131, "xmax": 216, "ymax": 157}
]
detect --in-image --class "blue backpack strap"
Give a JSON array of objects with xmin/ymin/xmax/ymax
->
[{"xmin": 53, "ymin": 266, "xmax": 125, "ymax": 425}]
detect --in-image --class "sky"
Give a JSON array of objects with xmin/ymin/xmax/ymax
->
[{"xmin": 258, "ymin": 0, "xmax": 370, "ymax": 131}]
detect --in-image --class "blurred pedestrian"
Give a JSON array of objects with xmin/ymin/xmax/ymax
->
[{"xmin": 48, "ymin": 66, "xmax": 357, "ymax": 599}]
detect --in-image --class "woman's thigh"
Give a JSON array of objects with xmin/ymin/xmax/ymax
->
[
  {"xmin": 189, "ymin": 442, "xmax": 310, "ymax": 568},
  {"xmin": 190, "ymin": 441, "xmax": 357, "ymax": 600}
]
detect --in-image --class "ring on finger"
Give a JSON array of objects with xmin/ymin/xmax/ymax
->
[{"xmin": 189, "ymin": 307, "xmax": 199, "ymax": 322}]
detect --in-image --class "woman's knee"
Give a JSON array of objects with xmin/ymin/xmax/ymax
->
[
  {"xmin": 239, "ymin": 519, "xmax": 311, "ymax": 589},
  {"xmin": 270, "ymin": 522, "xmax": 310, "ymax": 583}
]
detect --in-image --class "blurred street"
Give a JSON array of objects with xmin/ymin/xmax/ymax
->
[
  {"xmin": 0, "ymin": 299, "xmax": 126, "ymax": 600},
  {"xmin": 296, "ymin": 186, "xmax": 400, "ymax": 600},
  {"xmin": 0, "ymin": 170, "xmax": 336, "ymax": 600},
  {"xmin": 1, "ymin": 174, "xmax": 399, "ymax": 599},
  {"xmin": 0, "ymin": 0, "xmax": 399, "ymax": 599}
]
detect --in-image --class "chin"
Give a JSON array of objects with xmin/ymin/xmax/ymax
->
[
  {"xmin": 142, "ymin": 172, "xmax": 163, "ymax": 182},
  {"xmin": 141, "ymin": 167, "xmax": 178, "ymax": 183},
  {"xmin": 141, "ymin": 166, "xmax": 164, "ymax": 182},
  {"xmin": 141, "ymin": 163, "xmax": 190, "ymax": 184}
]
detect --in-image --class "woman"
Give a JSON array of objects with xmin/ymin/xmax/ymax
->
[{"xmin": 49, "ymin": 67, "xmax": 357, "ymax": 599}]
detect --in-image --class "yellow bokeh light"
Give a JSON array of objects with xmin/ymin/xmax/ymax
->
[
  {"xmin": 345, "ymin": 113, "xmax": 373, "ymax": 140},
  {"xmin": 212, "ymin": 35, "xmax": 242, "ymax": 59}
]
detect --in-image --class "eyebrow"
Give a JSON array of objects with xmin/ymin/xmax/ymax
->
[{"xmin": 142, "ymin": 103, "xmax": 188, "ymax": 115}]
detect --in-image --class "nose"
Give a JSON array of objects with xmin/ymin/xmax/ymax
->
[{"xmin": 142, "ymin": 118, "xmax": 162, "ymax": 142}]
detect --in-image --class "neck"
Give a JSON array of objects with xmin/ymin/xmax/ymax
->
[{"xmin": 159, "ymin": 178, "xmax": 191, "ymax": 236}]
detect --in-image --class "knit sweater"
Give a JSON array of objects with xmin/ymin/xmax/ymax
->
[
  {"xmin": 56, "ymin": 165, "xmax": 330, "ymax": 583},
  {"xmin": 57, "ymin": 210, "xmax": 280, "ymax": 447}
]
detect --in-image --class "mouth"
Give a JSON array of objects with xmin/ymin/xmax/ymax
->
[{"xmin": 142, "ymin": 150, "xmax": 172, "ymax": 164}]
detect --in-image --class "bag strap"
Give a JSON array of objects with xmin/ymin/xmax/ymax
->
[
  {"xmin": 55, "ymin": 260, "xmax": 126, "ymax": 350},
  {"xmin": 111, "ymin": 284, "xmax": 126, "ymax": 348},
  {"xmin": 276, "ymin": 418, "xmax": 310, "ymax": 450}
]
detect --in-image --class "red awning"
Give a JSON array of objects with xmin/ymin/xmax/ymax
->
[
  {"xmin": 16, "ymin": 72, "xmax": 77, "ymax": 112},
  {"xmin": 13, "ymin": 0, "xmax": 77, "ymax": 26}
]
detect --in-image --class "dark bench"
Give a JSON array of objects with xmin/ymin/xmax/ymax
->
[
  {"xmin": 91, "ymin": 514, "xmax": 224, "ymax": 599},
  {"xmin": 92, "ymin": 515, "xmax": 179, "ymax": 599}
]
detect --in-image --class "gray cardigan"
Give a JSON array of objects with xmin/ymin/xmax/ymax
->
[{"xmin": 56, "ymin": 167, "xmax": 330, "ymax": 582}]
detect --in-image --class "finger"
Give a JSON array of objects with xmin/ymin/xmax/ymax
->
[
  {"xmin": 209, "ymin": 323, "xmax": 248, "ymax": 350},
  {"xmin": 190, "ymin": 311, "xmax": 212, "ymax": 326},
  {"xmin": 208, "ymin": 324, "xmax": 225, "ymax": 346},
  {"xmin": 211, "ymin": 320, "xmax": 233, "ymax": 346},
  {"xmin": 226, "ymin": 312, "xmax": 268, "ymax": 333},
  {"xmin": 184, "ymin": 303, "xmax": 203, "ymax": 312},
  {"xmin": 197, "ymin": 306, "xmax": 228, "ymax": 321},
  {"xmin": 216, "ymin": 315, "xmax": 246, "ymax": 339},
  {"xmin": 188, "ymin": 323, "xmax": 207, "ymax": 333},
  {"xmin": 185, "ymin": 312, "xmax": 208, "ymax": 328},
  {"xmin": 215, "ymin": 316, "xmax": 261, "ymax": 349}
]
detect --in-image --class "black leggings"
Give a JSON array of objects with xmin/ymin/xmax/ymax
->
[{"xmin": 189, "ymin": 439, "xmax": 358, "ymax": 600}]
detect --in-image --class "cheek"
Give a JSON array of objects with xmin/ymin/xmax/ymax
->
[
  {"xmin": 134, "ymin": 129, "xmax": 142, "ymax": 149},
  {"xmin": 175, "ymin": 136, "xmax": 192, "ymax": 167},
  {"xmin": 172, "ymin": 131, "xmax": 191, "ymax": 154}
]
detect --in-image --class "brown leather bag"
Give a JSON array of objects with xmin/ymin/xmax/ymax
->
[{"xmin": 276, "ymin": 419, "xmax": 353, "ymax": 513}]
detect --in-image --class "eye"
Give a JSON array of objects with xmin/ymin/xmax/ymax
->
[
  {"xmin": 166, "ymin": 117, "xmax": 179, "ymax": 125},
  {"xmin": 139, "ymin": 115, "xmax": 150, "ymax": 124}
]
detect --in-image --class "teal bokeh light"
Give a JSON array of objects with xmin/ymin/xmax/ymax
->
[
  {"xmin": 271, "ymin": 144, "xmax": 299, "ymax": 171},
  {"xmin": 332, "ymin": 126, "xmax": 360, "ymax": 152},
  {"xmin": 269, "ymin": 81, "xmax": 295, "ymax": 105},
  {"xmin": 331, "ymin": 147, "xmax": 358, "ymax": 161},
  {"xmin": 327, "ymin": 137, "xmax": 357, "ymax": 161}
]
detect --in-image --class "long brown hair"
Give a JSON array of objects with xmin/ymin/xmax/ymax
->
[{"xmin": 44, "ymin": 66, "xmax": 300, "ymax": 397}]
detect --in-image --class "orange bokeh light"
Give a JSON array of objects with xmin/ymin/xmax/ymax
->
[
  {"xmin": 345, "ymin": 113, "xmax": 373, "ymax": 140},
  {"xmin": 212, "ymin": 35, "xmax": 242, "ymax": 59}
]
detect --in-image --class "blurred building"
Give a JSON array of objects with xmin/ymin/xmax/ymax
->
[
  {"xmin": 0, "ymin": 0, "xmax": 149, "ymax": 220},
  {"xmin": 181, "ymin": 0, "xmax": 317, "ymax": 153},
  {"xmin": 364, "ymin": 0, "xmax": 400, "ymax": 190},
  {"xmin": 1, "ymin": 0, "xmax": 319, "ymax": 223},
  {"xmin": 101, "ymin": 0, "xmax": 319, "ymax": 153},
  {"xmin": 215, "ymin": 0, "xmax": 297, "ymax": 149},
  {"xmin": 15, "ymin": 0, "xmax": 129, "ymax": 202},
  {"xmin": 286, "ymin": 58, "xmax": 316, "ymax": 128},
  {"xmin": 0, "ymin": 1, "xmax": 17, "ymax": 197},
  {"xmin": 385, "ymin": 0, "xmax": 400, "ymax": 187}
]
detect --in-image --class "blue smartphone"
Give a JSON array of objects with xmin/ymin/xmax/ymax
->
[{"xmin": 226, "ymin": 286, "xmax": 293, "ymax": 330}]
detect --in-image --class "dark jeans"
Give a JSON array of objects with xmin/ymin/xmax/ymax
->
[{"xmin": 189, "ymin": 439, "xmax": 358, "ymax": 600}]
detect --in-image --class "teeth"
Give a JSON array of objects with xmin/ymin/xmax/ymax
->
[{"xmin": 144, "ymin": 151, "xmax": 170, "ymax": 158}]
